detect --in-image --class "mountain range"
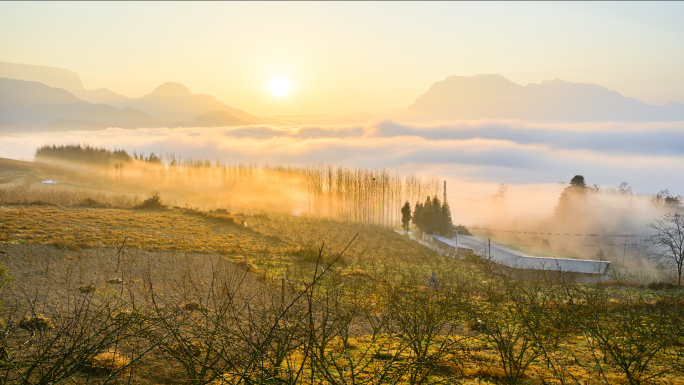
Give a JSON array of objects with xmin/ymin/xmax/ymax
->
[
  {"xmin": 401, "ymin": 74, "xmax": 684, "ymax": 122},
  {"xmin": 1, "ymin": 61, "xmax": 684, "ymax": 133},
  {"xmin": 0, "ymin": 61, "xmax": 132, "ymax": 107},
  {"xmin": 0, "ymin": 61, "xmax": 259, "ymax": 132}
]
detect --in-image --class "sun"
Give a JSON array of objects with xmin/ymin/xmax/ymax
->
[{"xmin": 269, "ymin": 78, "xmax": 291, "ymax": 97}]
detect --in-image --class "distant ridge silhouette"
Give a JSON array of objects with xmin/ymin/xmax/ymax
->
[
  {"xmin": 403, "ymin": 74, "xmax": 684, "ymax": 122},
  {"xmin": 192, "ymin": 110, "xmax": 246, "ymax": 127},
  {"xmin": 0, "ymin": 78, "xmax": 184, "ymax": 129},
  {"xmin": 3, "ymin": 61, "xmax": 684, "ymax": 130},
  {"xmin": 128, "ymin": 82, "xmax": 260, "ymax": 124},
  {"xmin": 0, "ymin": 61, "xmax": 261, "ymax": 127},
  {"xmin": 0, "ymin": 61, "xmax": 131, "ymax": 107}
]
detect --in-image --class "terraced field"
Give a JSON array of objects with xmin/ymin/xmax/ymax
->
[{"xmin": 1, "ymin": 157, "xmax": 684, "ymax": 385}]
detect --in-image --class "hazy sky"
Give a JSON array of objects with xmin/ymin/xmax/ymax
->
[{"xmin": 1, "ymin": 1, "xmax": 684, "ymax": 115}]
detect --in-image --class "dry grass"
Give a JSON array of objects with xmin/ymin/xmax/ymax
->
[
  {"xmin": 18, "ymin": 315, "xmax": 54, "ymax": 331},
  {"xmin": 85, "ymin": 350, "xmax": 130, "ymax": 375},
  {"xmin": 77, "ymin": 284, "xmax": 97, "ymax": 293},
  {"xmin": 1, "ymin": 157, "xmax": 684, "ymax": 385}
]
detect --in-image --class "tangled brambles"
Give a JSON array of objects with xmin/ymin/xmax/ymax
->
[
  {"xmin": 78, "ymin": 284, "xmax": 97, "ymax": 293},
  {"xmin": 19, "ymin": 315, "xmax": 54, "ymax": 331}
]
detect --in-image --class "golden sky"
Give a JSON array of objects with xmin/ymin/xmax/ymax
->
[{"xmin": 1, "ymin": 2, "xmax": 683, "ymax": 115}]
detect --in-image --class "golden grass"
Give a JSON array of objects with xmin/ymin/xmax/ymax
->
[
  {"xmin": 86, "ymin": 350, "xmax": 130, "ymax": 375},
  {"xmin": 18, "ymin": 315, "xmax": 54, "ymax": 331},
  {"xmin": 1, "ymin": 200, "xmax": 683, "ymax": 384},
  {"xmin": 77, "ymin": 284, "xmax": 97, "ymax": 293}
]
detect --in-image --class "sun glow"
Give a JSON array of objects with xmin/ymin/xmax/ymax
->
[{"xmin": 270, "ymin": 78, "xmax": 291, "ymax": 97}]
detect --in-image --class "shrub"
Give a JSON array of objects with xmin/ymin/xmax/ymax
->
[
  {"xmin": 647, "ymin": 282, "xmax": 679, "ymax": 290},
  {"xmin": 75, "ymin": 196, "xmax": 111, "ymax": 208},
  {"xmin": 133, "ymin": 191, "xmax": 167, "ymax": 210},
  {"xmin": 19, "ymin": 315, "xmax": 54, "ymax": 331}
]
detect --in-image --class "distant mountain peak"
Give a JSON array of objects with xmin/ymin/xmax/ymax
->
[
  {"xmin": 0, "ymin": 77, "xmax": 183, "ymax": 129},
  {"xmin": 404, "ymin": 74, "xmax": 684, "ymax": 122},
  {"xmin": 444, "ymin": 74, "xmax": 518, "ymax": 84},
  {"xmin": 131, "ymin": 82, "xmax": 260, "ymax": 124},
  {"xmin": 540, "ymin": 78, "xmax": 565, "ymax": 85},
  {"xmin": 0, "ymin": 61, "xmax": 85, "ymax": 93},
  {"xmin": 150, "ymin": 82, "xmax": 192, "ymax": 97},
  {"xmin": 0, "ymin": 62, "xmax": 263, "ymax": 130}
]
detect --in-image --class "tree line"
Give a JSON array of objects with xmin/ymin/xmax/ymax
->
[
  {"xmin": 36, "ymin": 144, "xmax": 132, "ymax": 165},
  {"xmin": 34, "ymin": 144, "xmax": 442, "ymax": 227}
]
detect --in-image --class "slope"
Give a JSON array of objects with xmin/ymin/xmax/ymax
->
[
  {"xmin": 404, "ymin": 74, "xmax": 684, "ymax": 122},
  {"xmin": 129, "ymin": 82, "xmax": 260, "ymax": 124},
  {"xmin": 0, "ymin": 78, "xmax": 183, "ymax": 129}
]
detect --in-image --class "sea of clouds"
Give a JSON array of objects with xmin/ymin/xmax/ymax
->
[
  {"xmin": 2, "ymin": 119, "xmax": 683, "ymax": 196},
  {"xmin": 2, "ymin": 118, "xmax": 684, "ymax": 255}
]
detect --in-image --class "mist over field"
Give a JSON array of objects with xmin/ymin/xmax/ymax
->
[
  {"xmin": 3, "ymin": 118, "xmax": 682, "ymax": 261},
  {"xmin": 3, "ymin": 119, "xmax": 684, "ymax": 193}
]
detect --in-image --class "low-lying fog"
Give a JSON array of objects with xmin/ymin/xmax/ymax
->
[
  {"xmin": 4, "ymin": 119, "xmax": 683, "ymax": 190},
  {"xmin": 2, "ymin": 118, "xmax": 683, "ymax": 275}
]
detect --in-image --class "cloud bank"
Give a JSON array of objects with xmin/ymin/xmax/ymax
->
[{"xmin": 2, "ymin": 119, "xmax": 684, "ymax": 197}]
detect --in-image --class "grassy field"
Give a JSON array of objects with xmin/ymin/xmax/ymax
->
[{"xmin": 1, "ymin": 157, "xmax": 684, "ymax": 385}]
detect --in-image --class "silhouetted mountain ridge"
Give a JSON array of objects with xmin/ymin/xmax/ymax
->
[
  {"xmin": 129, "ymin": 82, "xmax": 260, "ymax": 124},
  {"xmin": 0, "ymin": 61, "xmax": 261, "ymax": 126},
  {"xmin": 0, "ymin": 78, "xmax": 184, "ymax": 129},
  {"xmin": 0, "ymin": 61, "xmax": 132, "ymax": 107},
  {"xmin": 150, "ymin": 82, "xmax": 193, "ymax": 96},
  {"xmin": 404, "ymin": 74, "xmax": 684, "ymax": 122}
]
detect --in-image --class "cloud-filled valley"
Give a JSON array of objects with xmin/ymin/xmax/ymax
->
[{"xmin": 3, "ymin": 119, "xmax": 684, "ymax": 196}]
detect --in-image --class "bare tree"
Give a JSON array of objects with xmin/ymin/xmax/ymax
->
[
  {"xmin": 491, "ymin": 183, "xmax": 508, "ymax": 205},
  {"xmin": 648, "ymin": 213, "xmax": 684, "ymax": 285}
]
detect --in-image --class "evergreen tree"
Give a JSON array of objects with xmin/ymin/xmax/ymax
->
[
  {"xmin": 35, "ymin": 143, "xmax": 132, "ymax": 165},
  {"xmin": 411, "ymin": 196, "xmax": 453, "ymax": 235},
  {"xmin": 401, "ymin": 202, "xmax": 412, "ymax": 232},
  {"xmin": 555, "ymin": 175, "xmax": 589, "ymax": 216}
]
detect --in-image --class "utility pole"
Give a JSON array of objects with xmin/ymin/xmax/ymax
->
[
  {"xmin": 446, "ymin": 180, "xmax": 459, "ymax": 257},
  {"xmin": 454, "ymin": 227, "xmax": 458, "ymax": 258}
]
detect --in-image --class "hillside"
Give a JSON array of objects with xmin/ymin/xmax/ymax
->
[
  {"xmin": 403, "ymin": 74, "xmax": 684, "ymax": 122},
  {"xmin": 1, "ymin": 155, "xmax": 683, "ymax": 385},
  {"xmin": 0, "ymin": 61, "xmax": 131, "ymax": 107},
  {"xmin": 0, "ymin": 78, "xmax": 184, "ymax": 129},
  {"xmin": 129, "ymin": 82, "xmax": 260, "ymax": 123},
  {"xmin": 0, "ymin": 61, "xmax": 261, "ymax": 125}
]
